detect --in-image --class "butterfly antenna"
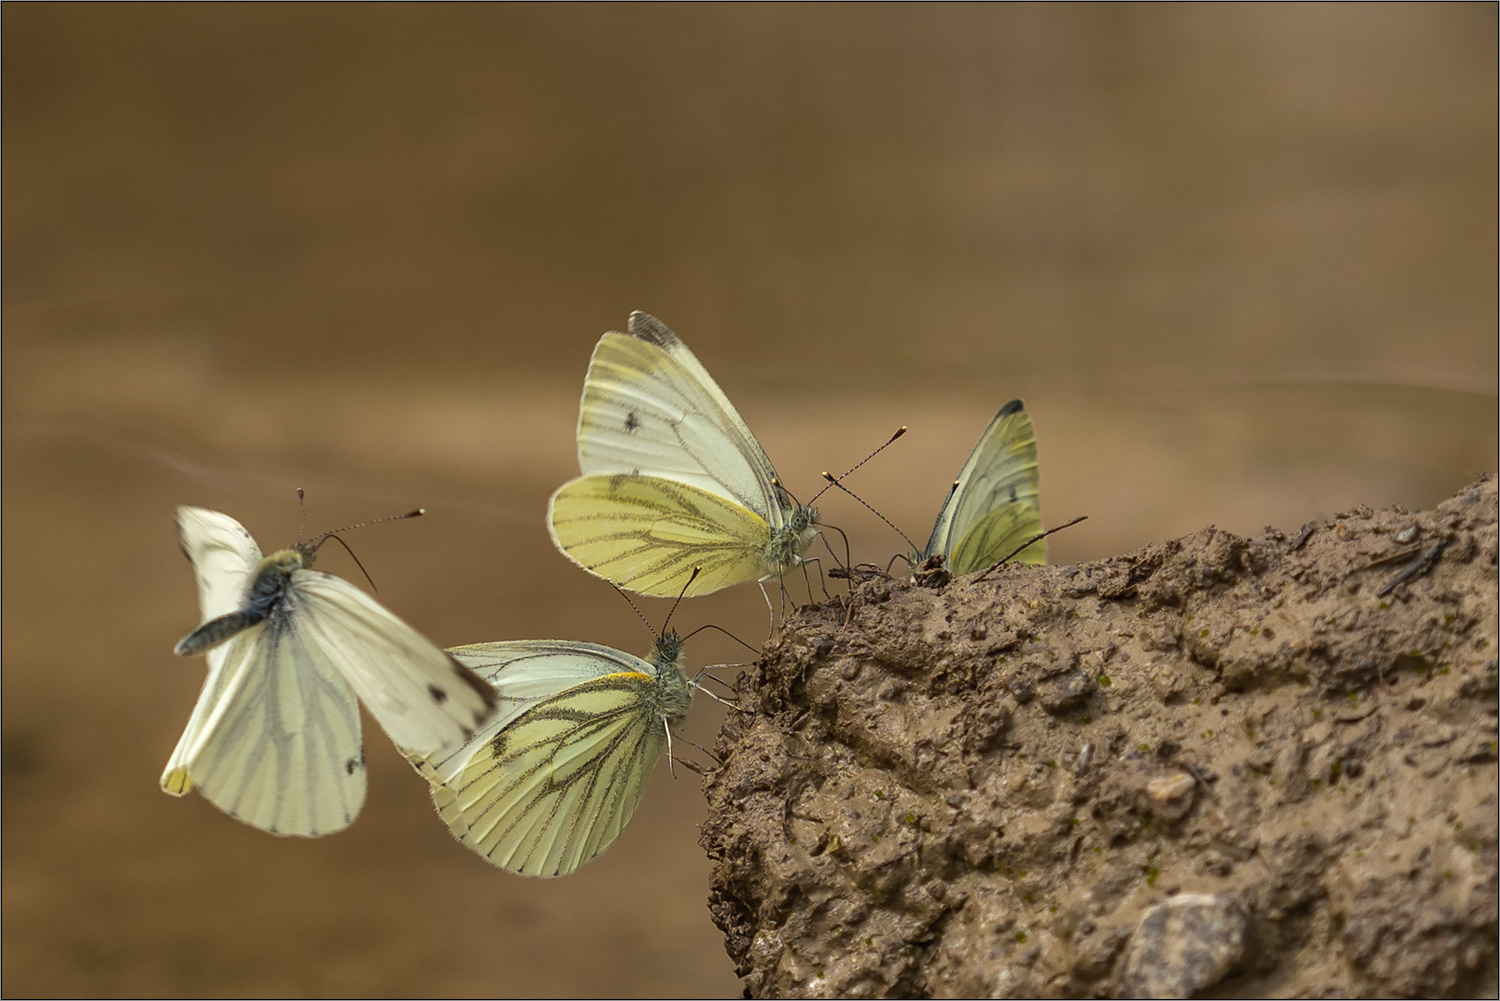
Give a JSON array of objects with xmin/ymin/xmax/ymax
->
[
  {"xmin": 296, "ymin": 487, "xmax": 307, "ymax": 544},
  {"xmin": 974, "ymin": 515, "xmax": 1089, "ymax": 580},
  {"xmin": 809, "ymin": 425, "xmax": 907, "ymax": 504},
  {"xmin": 682, "ymin": 622, "xmax": 760, "ymax": 655},
  {"xmin": 609, "ymin": 565, "xmax": 702, "ymax": 643},
  {"xmin": 661, "ymin": 566, "xmax": 702, "ymax": 637},
  {"xmin": 322, "ymin": 533, "xmax": 381, "ymax": 592},
  {"xmin": 608, "ymin": 582, "xmax": 658, "ymax": 641},
  {"xmin": 818, "ymin": 472, "xmax": 923, "ymax": 556},
  {"xmin": 302, "ymin": 503, "xmax": 424, "ymax": 589},
  {"xmin": 310, "ymin": 507, "xmax": 425, "ymax": 546},
  {"xmin": 770, "ymin": 477, "xmax": 805, "ymax": 510}
]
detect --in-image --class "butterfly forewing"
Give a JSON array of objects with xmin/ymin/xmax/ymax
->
[
  {"xmin": 176, "ymin": 506, "xmax": 264, "ymax": 625},
  {"xmin": 289, "ymin": 571, "xmax": 498, "ymax": 754},
  {"xmin": 577, "ymin": 315, "xmax": 788, "ymax": 526}
]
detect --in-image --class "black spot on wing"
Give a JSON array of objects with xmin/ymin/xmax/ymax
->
[
  {"xmin": 624, "ymin": 411, "xmax": 640, "ymax": 432},
  {"xmin": 450, "ymin": 654, "xmax": 501, "ymax": 711},
  {"xmin": 428, "ymin": 683, "xmax": 449, "ymax": 704}
]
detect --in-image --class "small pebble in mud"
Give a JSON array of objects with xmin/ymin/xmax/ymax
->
[
  {"xmin": 1141, "ymin": 772, "xmax": 1197, "ymax": 824},
  {"xmin": 1122, "ymin": 894, "xmax": 1246, "ymax": 999},
  {"xmin": 1041, "ymin": 670, "xmax": 1093, "ymax": 713},
  {"xmin": 1006, "ymin": 673, "xmax": 1035, "ymax": 704},
  {"xmin": 1395, "ymin": 525, "xmax": 1419, "ymax": 544}
]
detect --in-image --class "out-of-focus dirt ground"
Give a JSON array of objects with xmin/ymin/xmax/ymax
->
[{"xmin": 3, "ymin": 6, "xmax": 1494, "ymax": 997}]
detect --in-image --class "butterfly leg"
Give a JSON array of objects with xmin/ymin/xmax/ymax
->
[
  {"xmin": 757, "ymin": 582, "xmax": 775, "ymax": 642},
  {"xmin": 674, "ymin": 733, "xmax": 723, "ymax": 769},
  {"xmin": 798, "ymin": 556, "xmax": 831, "ymax": 605},
  {"xmin": 689, "ymin": 675, "xmax": 750, "ymax": 713}
]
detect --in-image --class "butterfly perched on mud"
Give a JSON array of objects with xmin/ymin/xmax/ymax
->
[
  {"xmin": 547, "ymin": 312, "xmax": 820, "ymax": 598},
  {"xmin": 918, "ymin": 399, "xmax": 1046, "ymax": 575}
]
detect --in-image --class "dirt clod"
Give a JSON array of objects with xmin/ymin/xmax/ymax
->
[{"xmin": 703, "ymin": 476, "xmax": 1499, "ymax": 998}]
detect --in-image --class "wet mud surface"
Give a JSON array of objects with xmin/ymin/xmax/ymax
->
[{"xmin": 705, "ymin": 477, "xmax": 1499, "ymax": 998}]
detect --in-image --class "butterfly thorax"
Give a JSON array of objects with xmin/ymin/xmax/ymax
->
[
  {"xmin": 763, "ymin": 504, "xmax": 819, "ymax": 575},
  {"xmin": 173, "ymin": 547, "xmax": 311, "ymax": 657},
  {"xmin": 648, "ymin": 631, "xmax": 693, "ymax": 724}
]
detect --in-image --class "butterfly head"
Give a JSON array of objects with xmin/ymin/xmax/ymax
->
[
  {"xmin": 648, "ymin": 630, "xmax": 693, "ymax": 722},
  {"xmin": 258, "ymin": 547, "xmax": 314, "ymax": 581},
  {"xmin": 764, "ymin": 504, "xmax": 821, "ymax": 574},
  {"xmin": 651, "ymin": 629, "xmax": 685, "ymax": 670}
]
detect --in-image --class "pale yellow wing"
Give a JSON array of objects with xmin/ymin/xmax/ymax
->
[
  {"xmin": 444, "ymin": 672, "xmax": 666, "ymax": 877},
  {"xmin": 926, "ymin": 400, "xmax": 1045, "ymax": 574},
  {"xmin": 947, "ymin": 501, "xmax": 1047, "ymax": 574},
  {"xmin": 548, "ymin": 472, "xmax": 774, "ymax": 597},
  {"xmin": 577, "ymin": 314, "xmax": 790, "ymax": 528},
  {"xmin": 160, "ymin": 623, "xmax": 367, "ymax": 837},
  {"xmin": 407, "ymin": 639, "xmax": 687, "ymax": 878}
]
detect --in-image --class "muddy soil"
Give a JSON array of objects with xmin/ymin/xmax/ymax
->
[{"xmin": 704, "ymin": 477, "xmax": 1499, "ymax": 998}]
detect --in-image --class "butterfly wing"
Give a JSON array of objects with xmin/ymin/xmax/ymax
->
[
  {"xmin": 159, "ymin": 622, "xmax": 367, "ymax": 837},
  {"xmin": 946, "ymin": 501, "xmax": 1046, "ymax": 576},
  {"xmin": 576, "ymin": 312, "xmax": 790, "ymax": 526},
  {"xmin": 414, "ymin": 641, "xmax": 669, "ymax": 877},
  {"xmin": 925, "ymin": 400, "xmax": 1046, "ymax": 574},
  {"xmin": 164, "ymin": 507, "xmax": 268, "ymax": 793},
  {"xmin": 175, "ymin": 506, "xmax": 263, "ymax": 622},
  {"xmin": 548, "ymin": 473, "xmax": 774, "ymax": 597},
  {"xmin": 287, "ymin": 571, "xmax": 499, "ymax": 754}
]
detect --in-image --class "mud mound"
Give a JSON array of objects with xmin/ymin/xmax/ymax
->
[{"xmin": 703, "ymin": 477, "xmax": 1498, "ymax": 998}]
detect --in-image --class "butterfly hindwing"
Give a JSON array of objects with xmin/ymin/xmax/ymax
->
[
  {"xmin": 290, "ymin": 571, "xmax": 498, "ymax": 754},
  {"xmin": 548, "ymin": 473, "xmax": 773, "ymax": 598},
  {"xmin": 160, "ymin": 621, "xmax": 366, "ymax": 837},
  {"xmin": 947, "ymin": 501, "xmax": 1046, "ymax": 575},
  {"xmin": 456, "ymin": 672, "xmax": 664, "ymax": 877},
  {"xmin": 577, "ymin": 314, "xmax": 784, "ymax": 523}
]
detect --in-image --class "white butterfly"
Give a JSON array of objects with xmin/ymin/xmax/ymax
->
[
  {"xmin": 920, "ymin": 399, "xmax": 1045, "ymax": 575},
  {"xmin": 547, "ymin": 312, "xmax": 819, "ymax": 598},
  {"xmin": 406, "ymin": 632, "xmax": 693, "ymax": 877},
  {"xmin": 163, "ymin": 506, "xmax": 499, "ymax": 837}
]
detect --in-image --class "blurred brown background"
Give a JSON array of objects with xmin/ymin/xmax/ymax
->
[{"xmin": 3, "ymin": 5, "xmax": 1494, "ymax": 997}]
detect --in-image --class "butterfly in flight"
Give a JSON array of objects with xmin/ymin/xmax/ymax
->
[{"xmin": 163, "ymin": 505, "xmax": 498, "ymax": 837}]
